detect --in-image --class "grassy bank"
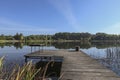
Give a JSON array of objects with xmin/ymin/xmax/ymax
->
[
  {"xmin": 0, "ymin": 40, "xmax": 24, "ymax": 43},
  {"xmin": 0, "ymin": 40, "xmax": 85, "ymax": 43},
  {"xmin": 1, "ymin": 39, "xmax": 120, "ymax": 43}
]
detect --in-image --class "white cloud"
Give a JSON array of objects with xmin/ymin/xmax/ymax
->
[
  {"xmin": 48, "ymin": 0, "xmax": 80, "ymax": 31},
  {"xmin": 0, "ymin": 18, "xmax": 56, "ymax": 34}
]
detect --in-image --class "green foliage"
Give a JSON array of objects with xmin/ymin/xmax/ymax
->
[
  {"xmin": 0, "ymin": 33, "xmax": 24, "ymax": 40},
  {"xmin": 52, "ymin": 32, "xmax": 91, "ymax": 41},
  {"xmin": 26, "ymin": 35, "xmax": 52, "ymax": 41},
  {"xmin": 91, "ymin": 33, "xmax": 120, "ymax": 41},
  {"xmin": 0, "ymin": 34, "xmax": 13, "ymax": 40},
  {"xmin": 1, "ymin": 32, "xmax": 120, "ymax": 41},
  {"xmin": 14, "ymin": 33, "xmax": 24, "ymax": 40}
]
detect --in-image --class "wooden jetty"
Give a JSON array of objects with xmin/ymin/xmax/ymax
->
[
  {"xmin": 29, "ymin": 44, "xmax": 44, "ymax": 52},
  {"xmin": 24, "ymin": 50, "xmax": 120, "ymax": 80}
]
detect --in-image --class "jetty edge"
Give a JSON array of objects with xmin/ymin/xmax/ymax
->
[{"xmin": 24, "ymin": 49, "xmax": 120, "ymax": 80}]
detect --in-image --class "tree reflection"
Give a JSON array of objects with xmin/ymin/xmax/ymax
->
[
  {"xmin": 0, "ymin": 42, "xmax": 120, "ymax": 49},
  {"xmin": 100, "ymin": 47, "xmax": 120, "ymax": 76},
  {"xmin": 13, "ymin": 42, "xmax": 24, "ymax": 49},
  {"xmin": 52, "ymin": 42, "xmax": 91, "ymax": 49}
]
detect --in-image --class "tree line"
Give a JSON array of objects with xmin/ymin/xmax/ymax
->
[
  {"xmin": 0, "ymin": 33, "xmax": 24, "ymax": 40},
  {"xmin": 0, "ymin": 32, "xmax": 120, "ymax": 41},
  {"xmin": 52, "ymin": 32, "xmax": 120, "ymax": 41}
]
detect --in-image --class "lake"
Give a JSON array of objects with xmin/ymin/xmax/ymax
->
[{"xmin": 0, "ymin": 42, "xmax": 120, "ymax": 77}]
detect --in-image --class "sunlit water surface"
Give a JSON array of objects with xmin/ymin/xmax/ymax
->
[{"xmin": 0, "ymin": 42, "xmax": 120, "ymax": 77}]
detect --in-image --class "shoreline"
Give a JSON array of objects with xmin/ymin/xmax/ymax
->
[{"xmin": 1, "ymin": 40, "xmax": 120, "ymax": 43}]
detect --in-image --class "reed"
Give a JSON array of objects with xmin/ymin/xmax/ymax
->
[
  {"xmin": 0, "ymin": 57, "xmax": 62, "ymax": 80},
  {"xmin": 8, "ymin": 61, "xmax": 41, "ymax": 80},
  {"xmin": 0, "ymin": 56, "xmax": 4, "ymax": 79},
  {"xmin": 0, "ymin": 57, "xmax": 41, "ymax": 80},
  {"xmin": 0, "ymin": 56, "xmax": 4, "ymax": 69}
]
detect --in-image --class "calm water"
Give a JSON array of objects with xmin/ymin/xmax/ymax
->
[{"xmin": 0, "ymin": 42, "xmax": 120, "ymax": 76}]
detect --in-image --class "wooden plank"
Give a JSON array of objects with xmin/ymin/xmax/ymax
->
[
  {"xmin": 24, "ymin": 50, "xmax": 120, "ymax": 80},
  {"xmin": 29, "ymin": 44, "xmax": 44, "ymax": 46}
]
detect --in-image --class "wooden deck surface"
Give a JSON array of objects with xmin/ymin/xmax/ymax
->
[{"xmin": 25, "ymin": 50, "xmax": 120, "ymax": 80}]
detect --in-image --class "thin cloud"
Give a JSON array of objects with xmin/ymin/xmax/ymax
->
[
  {"xmin": 0, "ymin": 18, "xmax": 56, "ymax": 33},
  {"xmin": 102, "ymin": 22, "xmax": 120, "ymax": 34},
  {"xmin": 48, "ymin": 0, "xmax": 80, "ymax": 31}
]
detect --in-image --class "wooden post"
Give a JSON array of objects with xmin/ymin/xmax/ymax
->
[
  {"xmin": 25, "ymin": 57, "xmax": 27, "ymax": 63},
  {"xmin": 75, "ymin": 46, "xmax": 80, "ymax": 51},
  {"xmin": 31, "ymin": 46, "xmax": 32, "ymax": 52}
]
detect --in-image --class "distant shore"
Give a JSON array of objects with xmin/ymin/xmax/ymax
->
[{"xmin": 0, "ymin": 40, "xmax": 120, "ymax": 43}]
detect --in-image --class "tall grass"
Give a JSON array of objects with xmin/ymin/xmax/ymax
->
[
  {"xmin": 0, "ymin": 57, "xmax": 63, "ymax": 80},
  {"xmin": 0, "ymin": 56, "xmax": 4, "ymax": 69},
  {"xmin": 0, "ymin": 57, "xmax": 41, "ymax": 80},
  {"xmin": 8, "ymin": 61, "xmax": 41, "ymax": 80},
  {"xmin": 0, "ymin": 56, "xmax": 4, "ymax": 79}
]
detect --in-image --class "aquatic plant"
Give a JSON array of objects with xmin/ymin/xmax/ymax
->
[
  {"xmin": 7, "ymin": 61, "xmax": 41, "ymax": 80},
  {"xmin": 0, "ymin": 56, "xmax": 4, "ymax": 69},
  {"xmin": 0, "ymin": 56, "xmax": 4, "ymax": 79},
  {"xmin": 0, "ymin": 57, "xmax": 63, "ymax": 80},
  {"xmin": 0, "ymin": 57, "xmax": 41, "ymax": 80}
]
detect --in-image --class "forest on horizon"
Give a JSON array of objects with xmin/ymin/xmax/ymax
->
[{"xmin": 0, "ymin": 32, "xmax": 120, "ymax": 42}]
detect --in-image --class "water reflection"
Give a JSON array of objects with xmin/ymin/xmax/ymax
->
[
  {"xmin": 92, "ymin": 42, "xmax": 118, "ymax": 49},
  {"xmin": 99, "ymin": 47, "xmax": 120, "ymax": 76},
  {"xmin": 52, "ymin": 42, "xmax": 91, "ymax": 49},
  {"xmin": 1, "ymin": 42, "xmax": 120, "ymax": 76},
  {"xmin": 25, "ymin": 56, "xmax": 63, "ymax": 80},
  {"xmin": 0, "ymin": 42, "xmax": 24, "ymax": 49},
  {"xmin": 35, "ymin": 61, "xmax": 62, "ymax": 80},
  {"xmin": 0, "ymin": 42, "xmax": 120, "ymax": 49}
]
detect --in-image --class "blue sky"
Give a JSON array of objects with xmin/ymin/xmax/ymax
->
[{"xmin": 0, "ymin": 0, "xmax": 120, "ymax": 35}]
